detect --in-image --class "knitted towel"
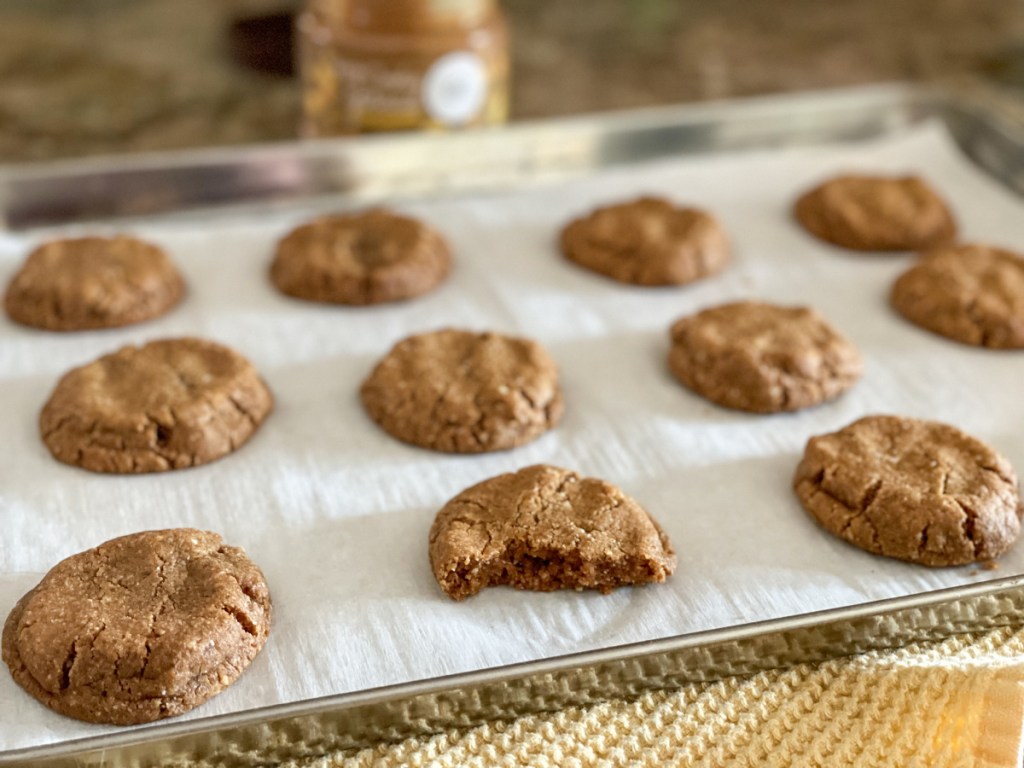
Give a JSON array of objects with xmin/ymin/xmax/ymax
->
[{"xmin": 298, "ymin": 626, "xmax": 1024, "ymax": 768}]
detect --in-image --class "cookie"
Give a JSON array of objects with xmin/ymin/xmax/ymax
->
[
  {"xmin": 667, "ymin": 301, "xmax": 863, "ymax": 413},
  {"xmin": 4, "ymin": 235, "xmax": 185, "ymax": 331},
  {"xmin": 793, "ymin": 415, "xmax": 1023, "ymax": 566},
  {"xmin": 2, "ymin": 529, "xmax": 271, "ymax": 725},
  {"xmin": 429, "ymin": 464, "xmax": 676, "ymax": 600},
  {"xmin": 360, "ymin": 329, "xmax": 563, "ymax": 453},
  {"xmin": 270, "ymin": 208, "xmax": 451, "ymax": 305},
  {"xmin": 559, "ymin": 196, "xmax": 730, "ymax": 286},
  {"xmin": 40, "ymin": 337, "xmax": 274, "ymax": 474},
  {"xmin": 891, "ymin": 244, "xmax": 1024, "ymax": 349},
  {"xmin": 794, "ymin": 174, "xmax": 957, "ymax": 252}
]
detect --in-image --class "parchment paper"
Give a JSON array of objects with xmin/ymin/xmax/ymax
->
[{"xmin": 1, "ymin": 122, "xmax": 1022, "ymax": 752}]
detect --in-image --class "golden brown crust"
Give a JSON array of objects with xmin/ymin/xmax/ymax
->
[
  {"xmin": 793, "ymin": 415, "xmax": 1023, "ymax": 566},
  {"xmin": 360, "ymin": 329, "xmax": 563, "ymax": 454},
  {"xmin": 794, "ymin": 175, "xmax": 957, "ymax": 252},
  {"xmin": 891, "ymin": 244, "xmax": 1024, "ymax": 349},
  {"xmin": 270, "ymin": 209, "xmax": 451, "ymax": 305},
  {"xmin": 4, "ymin": 236, "xmax": 185, "ymax": 331},
  {"xmin": 428, "ymin": 465, "xmax": 676, "ymax": 600},
  {"xmin": 668, "ymin": 301, "xmax": 863, "ymax": 413},
  {"xmin": 40, "ymin": 337, "xmax": 274, "ymax": 474},
  {"xmin": 560, "ymin": 196, "xmax": 730, "ymax": 286},
  {"xmin": 2, "ymin": 529, "xmax": 271, "ymax": 725}
]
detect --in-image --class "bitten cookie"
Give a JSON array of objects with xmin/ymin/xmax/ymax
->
[
  {"xmin": 360, "ymin": 329, "xmax": 563, "ymax": 453},
  {"xmin": 794, "ymin": 174, "xmax": 957, "ymax": 251},
  {"xmin": 4, "ymin": 236, "xmax": 185, "ymax": 331},
  {"xmin": 270, "ymin": 208, "xmax": 452, "ymax": 305},
  {"xmin": 40, "ymin": 337, "xmax": 274, "ymax": 473},
  {"xmin": 668, "ymin": 301, "xmax": 863, "ymax": 413},
  {"xmin": 2, "ymin": 529, "xmax": 271, "ymax": 725},
  {"xmin": 559, "ymin": 196, "xmax": 730, "ymax": 286},
  {"xmin": 429, "ymin": 464, "xmax": 676, "ymax": 600},
  {"xmin": 793, "ymin": 415, "xmax": 1023, "ymax": 566},
  {"xmin": 891, "ymin": 244, "xmax": 1024, "ymax": 349}
]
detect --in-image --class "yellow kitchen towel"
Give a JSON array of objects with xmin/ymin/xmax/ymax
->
[{"xmin": 298, "ymin": 625, "xmax": 1024, "ymax": 768}]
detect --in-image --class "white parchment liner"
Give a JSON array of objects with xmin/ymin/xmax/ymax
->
[{"xmin": 1, "ymin": 122, "xmax": 1022, "ymax": 751}]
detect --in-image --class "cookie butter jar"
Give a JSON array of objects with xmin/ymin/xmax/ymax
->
[{"xmin": 298, "ymin": 0, "xmax": 509, "ymax": 136}]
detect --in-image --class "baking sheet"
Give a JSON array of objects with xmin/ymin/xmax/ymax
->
[{"xmin": 1, "ymin": 121, "xmax": 1022, "ymax": 753}]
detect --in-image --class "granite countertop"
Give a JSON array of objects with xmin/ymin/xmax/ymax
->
[{"xmin": 1, "ymin": 0, "xmax": 1023, "ymax": 163}]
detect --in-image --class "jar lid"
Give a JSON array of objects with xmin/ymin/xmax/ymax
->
[{"xmin": 345, "ymin": 0, "xmax": 497, "ymax": 34}]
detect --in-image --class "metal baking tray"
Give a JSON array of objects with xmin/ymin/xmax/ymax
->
[{"xmin": 3, "ymin": 81, "xmax": 1024, "ymax": 767}]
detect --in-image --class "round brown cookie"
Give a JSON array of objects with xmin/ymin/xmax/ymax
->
[
  {"xmin": 793, "ymin": 415, "xmax": 1023, "ymax": 566},
  {"xmin": 429, "ymin": 464, "xmax": 676, "ymax": 600},
  {"xmin": 360, "ymin": 329, "xmax": 563, "ymax": 454},
  {"xmin": 891, "ymin": 244, "xmax": 1024, "ymax": 349},
  {"xmin": 270, "ymin": 208, "xmax": 452, "ymax": 305},
  {"xmin": 667, "ymin": 301, "xmax": 863, "ymax": 413},
  {"xmin": 4, "ymin": 235, "xmax": 186, "ymax": 331},
  {"xmin": 2, "ymin": 529, "xmax": 271, "ymax": 725},
  {"xmin": 559, "ymin": 196, "xmax": 730, "ymax": 286},
  {"xmin": 40, "ymin": 337, "xmax": 274, "ymax": 474},
  {"xmin": 793, "ymin": 174, "xmax": 957, "ymax": 252}
]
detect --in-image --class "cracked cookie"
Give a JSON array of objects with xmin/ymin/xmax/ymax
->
[
  {"xmin": 668, "ymin": 300, "xmax": 863, "ymax": 413},
  {"xmin": 4, "ymin": 235, "xmax": 185, "ymax": 331},
  {"xmin": 794, "ymin": 174, "xmax": 957, "ymax": 252},
  {"xmin": 40, "ymin": 337, "xmax": 274, "ymax": 473},
  {"xmin": 429, "ymin": 464, "xmax": 676, "ymax": 600},
  {"xmin": 360, "ymin": 329, "xmax": 563, "ymax": 453},
  {"xmin": 794, "ymin": 415, "xmax": 1023, "ymax": 566},
  {"xmin": 2, "ymin": 529, "xmax": 271, "ymax": 725},
  {"xmin": 270, "ymin": 208, "xmax": 452, "ymax": 305},
  {"xmin": 559, "ymin": 196, "xmax": 730, "ymax": 286},
  {"xmin": 891, "ymin": 244, "xmax": 1024, "ymax": 349}
]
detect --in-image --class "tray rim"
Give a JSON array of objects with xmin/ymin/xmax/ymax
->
[
  {"xmin": 4, "ymin": 573, "xmax": 1023, "ymax": 766},
  {"xmin": 0, "ymin": 80, "xmax": 934, "ymax": 176},
  {"xmin": 0, "ymin": 80, "xmax": 944, "ymax": 231}
]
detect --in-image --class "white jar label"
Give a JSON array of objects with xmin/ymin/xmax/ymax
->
[{"xmin": 422, "ymin": 51, "xmax": 487, "ymax": 126}]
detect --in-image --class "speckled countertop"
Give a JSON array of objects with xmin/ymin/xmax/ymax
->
[{"xmin": 2, "ymin": 0, "xmax": 1023, "ymax": 163}]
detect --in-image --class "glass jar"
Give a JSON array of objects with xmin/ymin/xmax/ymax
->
[{"xmin": 298, "ymin": 0, "xmax": 509, "ymax": 136}]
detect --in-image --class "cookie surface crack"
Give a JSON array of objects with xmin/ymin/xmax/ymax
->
[
  {"xmin": 812, "ymin": 475, "xmax": 882, "ymax": 549},
  {"xmin": 139, "ymin": 553, "xmax": 172, "ymax": 681},
  {"xmin": 859, "ymin": 478, "xmax": 883, "ymax": 513},
  {"xmin": 227, "ymin": 395, "xmax": 258, "ymax": 428},
  {"xmin": 954, "ymin": 498, "xmax": 983, "ymax": 558},
  {"xmin": 59, "ymin": 643, "xmax": 76, "ymax": 691},
  {"xmin": 221, "ymin": 606, "xmax": 259, "ymax": 638},
  {"xmin": 918, "ymin": 525, "xmax": 930, "ymax": 558}
]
